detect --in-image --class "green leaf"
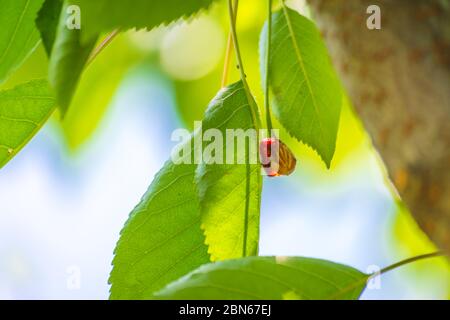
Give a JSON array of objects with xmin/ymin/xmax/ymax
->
[
  {"xmin": 109, "ymin": 137, "xmax": 211, "ymax": 299},
  {"xmin": 155, "ymin": 256, "xmax": 368, "ymax": 300},
  {"xmin": 72, "ymin": 0, "xmax": 218, "ymax": 43},
  {"xmin": 260, "ymin": 7, "xmax": 342, "ymax": 167},
  {"xmin": 110, "ymin": 81, "xmax": 263, "ymax": 299},
  {"xmin": 0, "ymin": 79, "xmax": 56, "ymax": 168},
  {"xmin": 196, "ymin": 81, "xmax": 262, "ymax": 261},
  {"xmin": 0, "ymin": 0, "xmax": 45, "ymax": 84},
  {"xmin": 35, "ymin": 0, "xmax": 63, "ymax": 57},
  {"xmin": 45, "ymin": 0, "xmax": 97, "ymax": 116}
]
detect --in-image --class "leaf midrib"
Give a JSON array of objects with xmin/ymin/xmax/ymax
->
[
  {"xmin": 0, "ymin": 84, "xmax": 55, "ymax": 169},
  {"xmin": 281, "ymin": 5, "xmax": 326, "ymax": 151},
  {"xmin": 0, "ymin": 0, "xmax": 31, "ymax": 66}
]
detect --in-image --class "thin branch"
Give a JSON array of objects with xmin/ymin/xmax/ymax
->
[
  {"xmin": 227, "ymin": 0, "xmax": 258, "ymax": 127},
  {"xmin": 228, "ymin": 0, "xmax": 248, "ymax": 90},
  {"xmin": 228, "ymin": 0, "xmax": 258, "ymax": 258}
]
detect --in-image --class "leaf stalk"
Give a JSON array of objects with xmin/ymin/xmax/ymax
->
[{"xmin": 329, "ymin": 251, "xmax": 445, "ymax": 299}]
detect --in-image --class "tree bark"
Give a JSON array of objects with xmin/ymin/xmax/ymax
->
[{"xmin": 306, "ymin": 0, "xmax": 450, "ymax": 254}]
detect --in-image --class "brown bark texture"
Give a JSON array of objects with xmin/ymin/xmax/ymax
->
[{"xmin": 306, "ymin": 0, "xmax": 450, "ymax": 254}]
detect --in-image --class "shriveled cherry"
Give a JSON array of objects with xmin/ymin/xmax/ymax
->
[{"xmin": 259, "ymin": 137, "xmax": 296, "ymax": 177}]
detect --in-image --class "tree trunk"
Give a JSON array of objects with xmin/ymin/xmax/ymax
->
[{"xmin": 306, "ymin": 0, "xmax": 450, "ymax": 254}]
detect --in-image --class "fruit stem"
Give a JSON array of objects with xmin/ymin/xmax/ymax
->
[{"xmin": 264, "ymin": 0, "xmax": 274, "ymax": 135}]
